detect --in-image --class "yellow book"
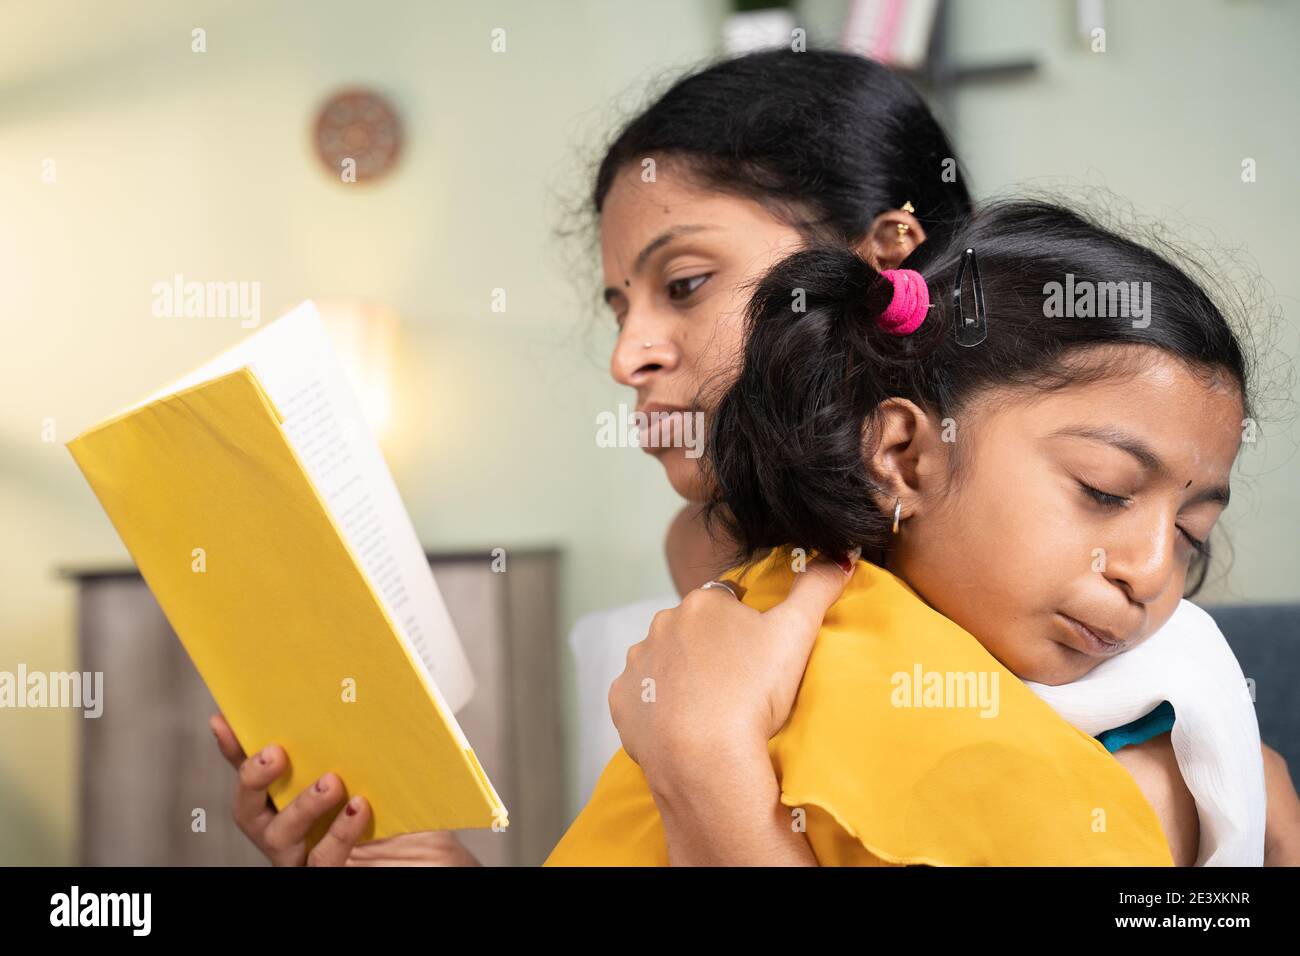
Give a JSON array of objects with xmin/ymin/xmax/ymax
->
[{"xmin": 67, "ymin": 302, "xmax": 506, "ymax": 839}]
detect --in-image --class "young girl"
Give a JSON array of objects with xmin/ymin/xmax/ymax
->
[{"xmin": 548, "ymin": 200, "xmax": 1263, "ymax": 865}]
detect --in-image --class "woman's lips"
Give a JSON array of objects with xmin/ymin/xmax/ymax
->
[
  {"xmin": 637, "ymin": 404, "xmax": 688, "ymax": 454},
  {"xmin": 1056, "ymin": 613, "xmax": 1125, "ymax": 657}
]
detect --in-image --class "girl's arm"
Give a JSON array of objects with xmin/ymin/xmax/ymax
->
[
  {"xmin": 1263, "ymin": 743, "xmax": 1300, "ymax": 865},
  {"xmin": 1112, "ymin": 730, "xmax": 1200, "ymax": 866},
  {"xmin": 1114, "ymin": 733, "xmax": 1300, "ymax": 866}
]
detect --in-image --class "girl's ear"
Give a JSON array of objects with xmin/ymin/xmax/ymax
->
[
  {"xmin": 865, "ymin": 398, "xmax": 945, "ymax": 518},
  {"xmin": 854, "ymin": 209, "xmax": 927, "ymax": 271}
]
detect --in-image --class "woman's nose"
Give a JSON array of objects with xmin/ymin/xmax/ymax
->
[{"xmin": 610, "ymin": 316, "xmax": 680, "ymax": 387}]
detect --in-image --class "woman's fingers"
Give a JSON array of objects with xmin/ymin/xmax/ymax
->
[
  {"xmin": 232, "ymin": 744, "xmax": 288, "ymax": 843},
  {"xmin": 763, "ymin": 551, "xmax": 856, "ymax": 647},
  {"xmin": 208, "ymin": 713, "xmax": 245, "ymax": 769},
  {"xmin": 757, "ymin": 552, "xmax": 858, "ymax": 729},
  {"xmin": 261, "ymin": 772, "xmax": 350, "ymax": 865},
  {"xmin": 345, "ymin": 830, "xmax": 480, "ymax": 867},
  {"xmin": 211, "ymin": 714, "xmax": 374, "ymax": 867},
  {"xmin": 307, "ymin": 797, "xmax": 371, "ymax": 867}
]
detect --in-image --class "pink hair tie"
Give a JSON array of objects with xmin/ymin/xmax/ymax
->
[{"xmin": 877, "ymin": 269, "xmax": 930, "ymax": 336}]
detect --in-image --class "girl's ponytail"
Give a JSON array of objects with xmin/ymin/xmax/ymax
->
[{"xmin": 704, "ymin": 248, "xmax": 939, "ymax": 565}]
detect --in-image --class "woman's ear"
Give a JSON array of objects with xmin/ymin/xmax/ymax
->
[
  {"xmin": 854, "ymin": 209, "xmax": 927, "ymax": 271},
  {"xmin": 865, "ymin": 398, "xmax": 944, "ymax": 519}
]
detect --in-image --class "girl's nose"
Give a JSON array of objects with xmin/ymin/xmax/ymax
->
[{"xmin": 1102, "ymin": 518, "xmax": 1178, "ymax": 607}]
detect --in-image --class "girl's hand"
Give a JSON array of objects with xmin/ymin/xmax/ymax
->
[
  {"xmin": 609, "ymin": 551, "xmax": 855, "ymax": 787},
  {"xmin": 209, "ymin": 713, "xmax": 479, "ymax": 866}
]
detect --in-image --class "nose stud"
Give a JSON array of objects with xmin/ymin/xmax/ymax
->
[{"xmin": 642, "ymin": 341, "xmax": 653, "ymax": 349}]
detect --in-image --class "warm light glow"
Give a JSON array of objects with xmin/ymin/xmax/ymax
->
[{"xmin": 313, "ymin": 298, "xmax": 399, "ymax": 437}]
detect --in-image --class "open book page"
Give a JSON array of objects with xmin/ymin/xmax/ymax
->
[{"xmin": 129, "ymin": 300, "xmax": 476, "ymax": 718}]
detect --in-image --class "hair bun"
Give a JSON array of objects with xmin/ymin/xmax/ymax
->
[{"xmin": 877, "ymin": 269, "xmax": 930, "ymax": 335}]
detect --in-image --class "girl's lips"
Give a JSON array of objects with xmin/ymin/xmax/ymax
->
[{"xmin": 1056, "ymin": 613, "xmax": 1125, "ymax": 657}]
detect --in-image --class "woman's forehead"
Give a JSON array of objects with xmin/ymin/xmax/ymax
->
[{"xmin": 599, "ymin": 171, "xmax": 800, "ymax": 274}]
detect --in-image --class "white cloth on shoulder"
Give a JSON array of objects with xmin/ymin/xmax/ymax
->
[{"xmin": 1025, "ymin": 598, "xmax": 1266, "ymax": 866}]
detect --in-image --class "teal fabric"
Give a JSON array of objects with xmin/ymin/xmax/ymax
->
[{"xmin": 1095, "ymin": 701, "xmax": 1176, "ymax": 753}]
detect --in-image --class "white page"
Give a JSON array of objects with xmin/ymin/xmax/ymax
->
[{"xmin": 130, "ymin": 301, "xmax": 476, "ymax": 723}]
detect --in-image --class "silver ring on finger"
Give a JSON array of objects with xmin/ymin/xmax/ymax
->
[{"xmin": 699, "ymin": 579, "xmax": 739, "ymax": 599}]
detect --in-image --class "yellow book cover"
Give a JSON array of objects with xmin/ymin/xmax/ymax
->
[{"xmin": 66, "ymin": 304, "xmax": 505, "ymax": 839}]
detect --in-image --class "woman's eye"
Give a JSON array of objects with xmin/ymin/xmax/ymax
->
[
  {"xmin": 1079, "ymin": 482, "xmax": 1129, "ymax": 509},
  {"xmin": 667, "ymin": 274, "xmax": 710, "ymax": 301}
]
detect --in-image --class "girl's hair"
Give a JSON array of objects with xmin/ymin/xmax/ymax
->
[
  {"xmin": 704, "ymin": 200, "xmax": 1253, "ymax": 596},
  {"xmin": 593, "ymin": 49, "xmax": 972, "ymax": 264}
]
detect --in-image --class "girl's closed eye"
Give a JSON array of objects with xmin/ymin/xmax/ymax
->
[
  {"xmin": 1077, "ymin": 480, "xmax": 1211, "ymax": 556},
  {"xmin": 1180, "ymin": 528, "xmax": 1210, "ymax": 557},
  {"xmin": 1078, "ymin": 480, "xmax": 1129, "ymax": 509}
]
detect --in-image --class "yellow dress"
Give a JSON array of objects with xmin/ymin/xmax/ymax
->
[{"xmin": 544, "ymin": 547, "xmax": 1174, "ymax": 866}]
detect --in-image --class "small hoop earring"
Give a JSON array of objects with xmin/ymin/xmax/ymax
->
[{"xmin": 892, "ymin": 497, "xmax": 902, "ymax": 534}]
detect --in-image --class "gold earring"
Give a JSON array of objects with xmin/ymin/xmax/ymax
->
[
  {"xmin": 897, "ymin": 200, "xmax": 916, "ymax": 245},
  {"xmin": 892, "ymin": 498, "xmax": 902, "ymax": 534}
]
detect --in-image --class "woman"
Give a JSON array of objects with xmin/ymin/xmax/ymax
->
[{"xmin": 211, "ymin": 49, "xmax": 1300, "ymax": 865}]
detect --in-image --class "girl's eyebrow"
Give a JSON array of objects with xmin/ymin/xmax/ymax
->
[
  {"xmin": 1050, "ymin": 425, "xmax": 1231, "ymax": 507},
  {"xmin": 1052, "ymin": 425, "xmax": 1163, "ymax": 471}
]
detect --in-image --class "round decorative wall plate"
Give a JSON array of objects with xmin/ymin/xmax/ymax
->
[{"xmin": 313, "ymin": 89, "xmax": 403, "ymax": 182}]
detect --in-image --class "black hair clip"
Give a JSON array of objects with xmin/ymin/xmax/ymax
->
[{"xmin": 952, "ymin": 248, "xmax": 988, "ymax": 347}]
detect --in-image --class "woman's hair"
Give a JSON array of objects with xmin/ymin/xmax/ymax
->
[
  {"xmin": 592, "ymin": 48, "xmax": 972, "ymax": 264},
  {"xmin": 704, "ymin": 200, "xmax": 1254, "ymax": 595}
]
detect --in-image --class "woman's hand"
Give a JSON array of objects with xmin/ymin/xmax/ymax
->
[
  {"xmin": 209, "ymin": 713, "xmax": 479, "ymax": 866},
  {"xmin": 611, "ymin": 551, "xmax": 855, "ymax": 772},
  {"xmin": 608, "ymin": 551, "xmax": 855, "ymax": 864}
]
